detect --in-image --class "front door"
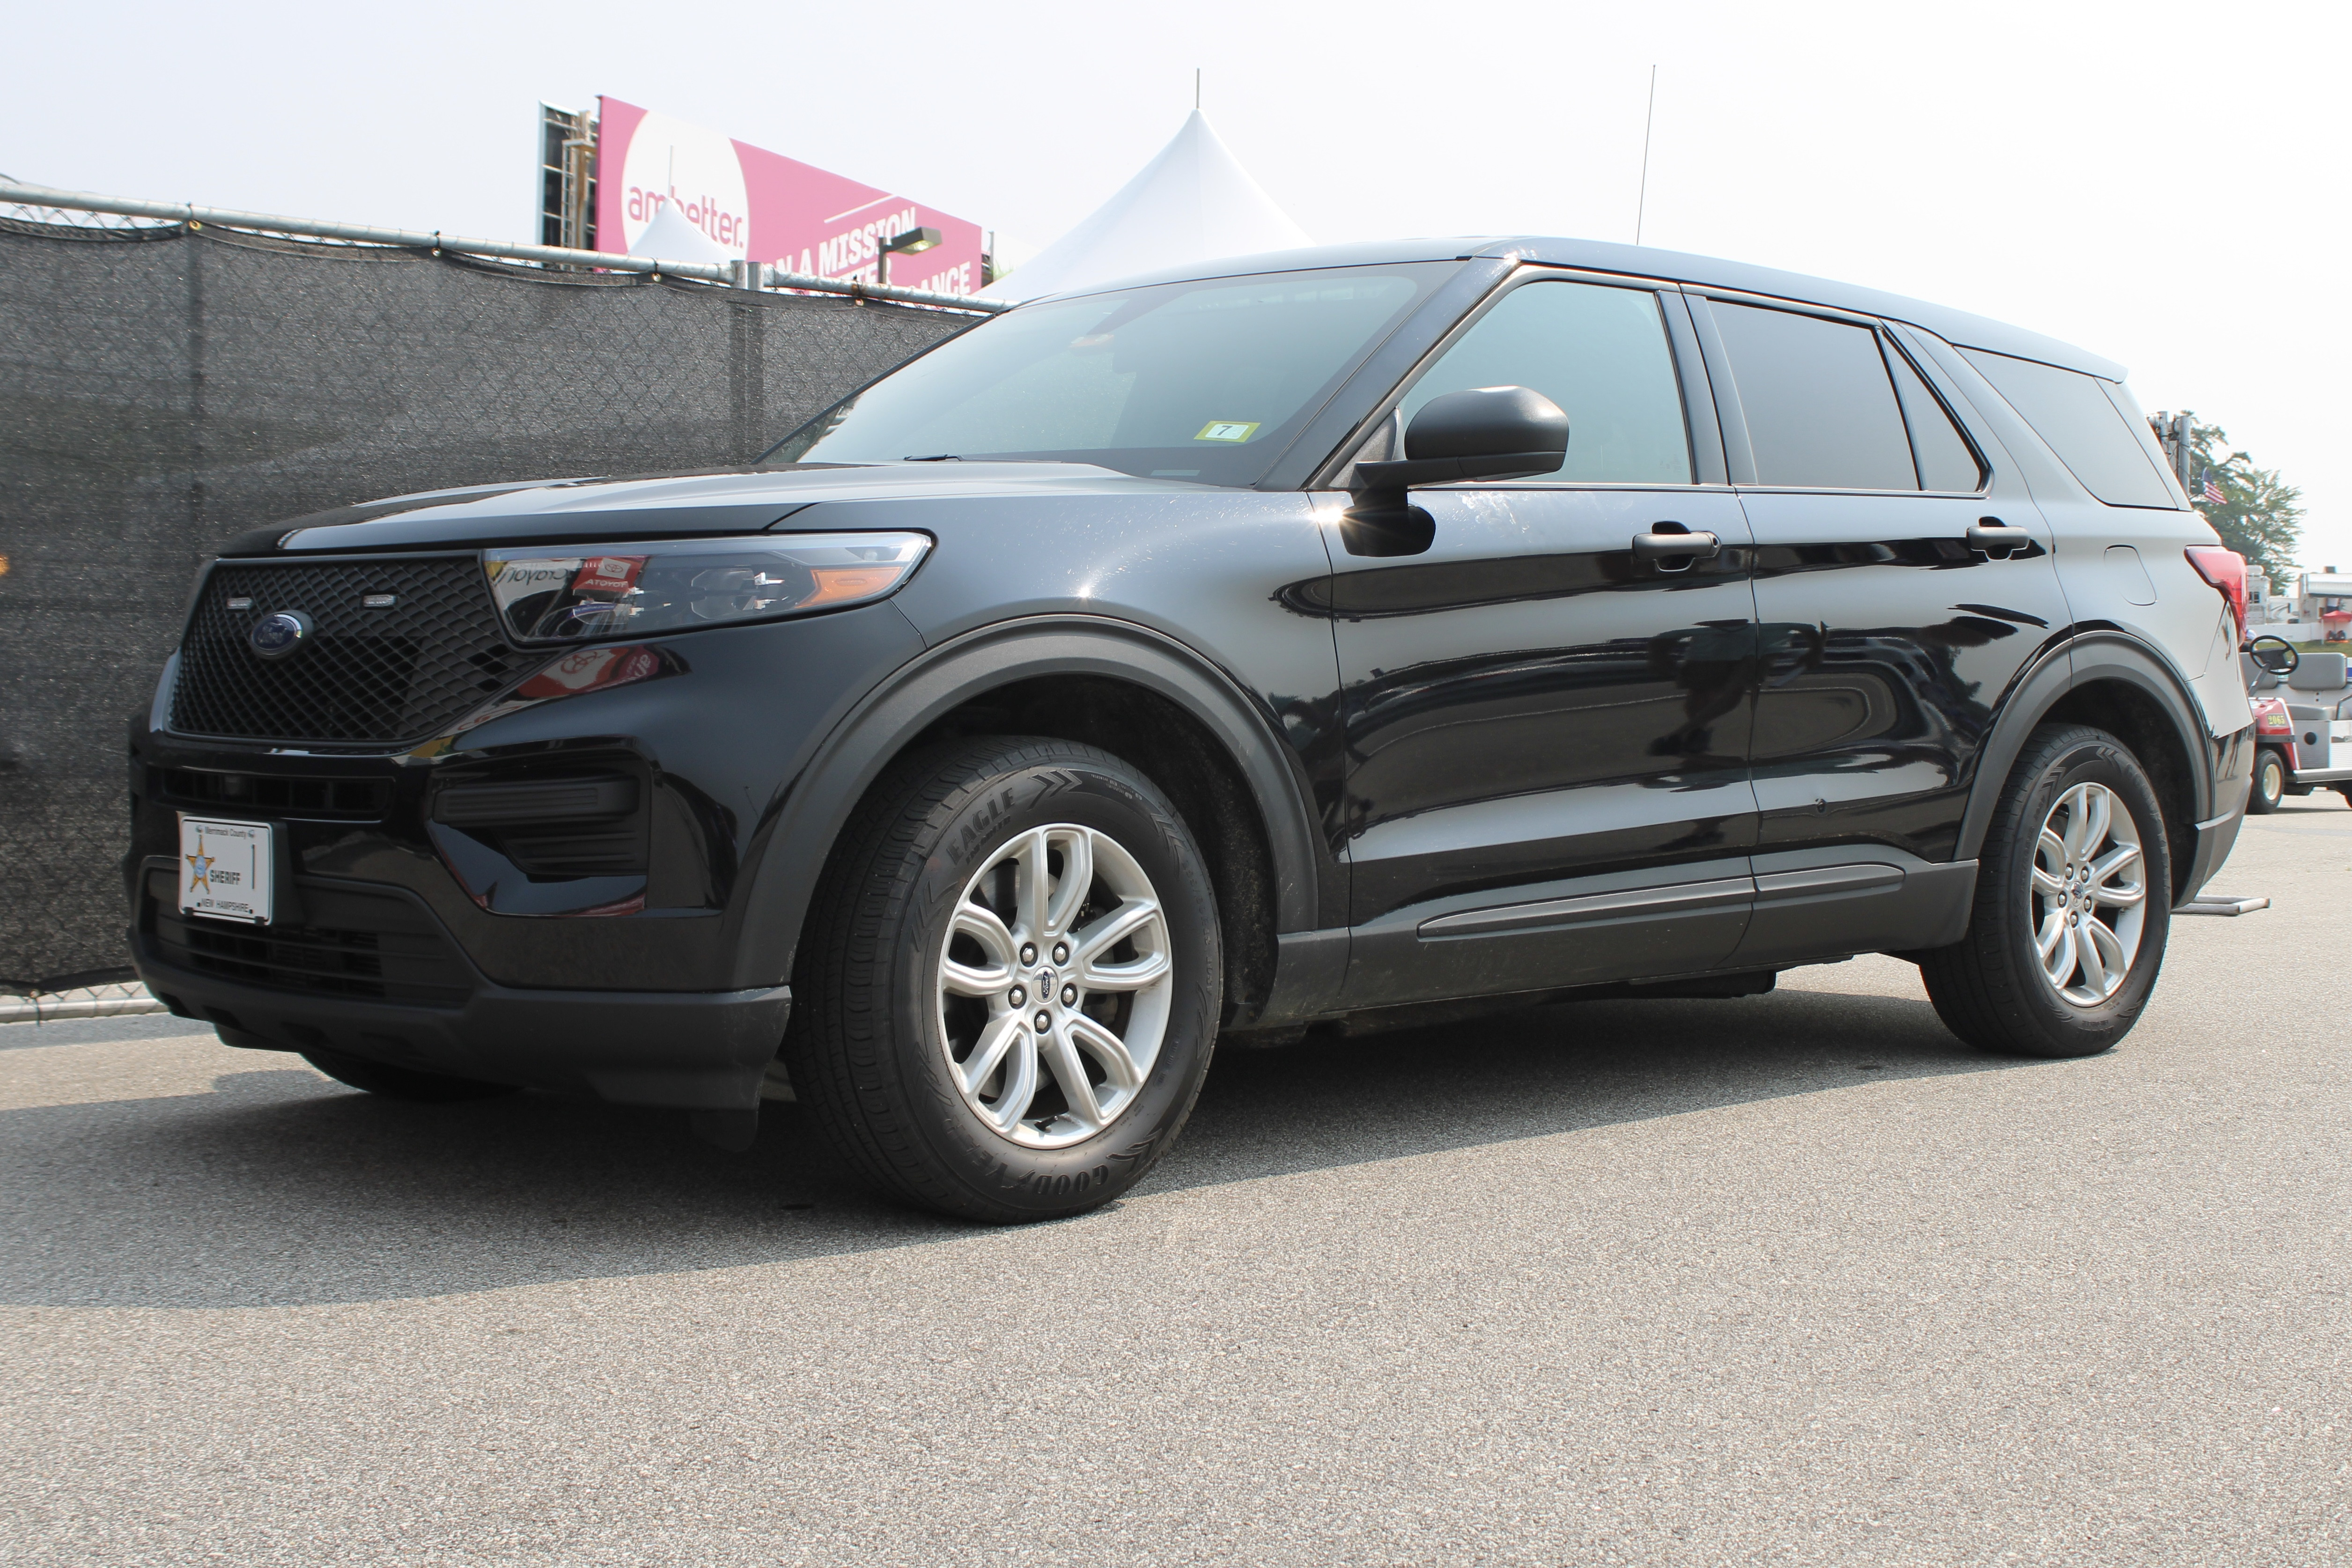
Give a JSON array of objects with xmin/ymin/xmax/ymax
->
[{"xmin": 1325, "ymin": 276, "xmax": 1760, "ymax": 1007}]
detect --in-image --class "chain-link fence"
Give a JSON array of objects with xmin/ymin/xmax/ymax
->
[{"xmin": 0, "ymin": 210, "xmax": 973, "ymax": 990}]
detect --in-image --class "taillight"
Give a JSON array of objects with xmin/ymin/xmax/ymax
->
[{"xmin": 2186, "ymin": 546, "xmax": 2248, "ymax": 643}]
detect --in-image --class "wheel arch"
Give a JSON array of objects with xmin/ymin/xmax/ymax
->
[
  {"xmin": 1957, "ymin": 631, "xmax": 2215, "ymax": 903},
  {"xmin": 725, "ymin": 616, "xmax": 1327, "ymax": 1019}
]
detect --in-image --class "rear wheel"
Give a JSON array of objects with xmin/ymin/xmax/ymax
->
[
  {"xmin": 298, "ymin": 1046, "xmax": 519, "ymax": 1103},
  {"xmin": 1920, "ymin": 725, "xmax": 2171, "ymax": 1059},
  {"xmin": 2248, "ymin": 749, "xmax": 2286, "ymax": 814},
  {"xmin": 785, "ymin": 736, "xmax": 1221, "ymax": 1222}
]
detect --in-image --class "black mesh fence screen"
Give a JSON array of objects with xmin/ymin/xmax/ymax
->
[{"xmin": 0, "ymin": 217, "xmax": 969, "ymax": 989}]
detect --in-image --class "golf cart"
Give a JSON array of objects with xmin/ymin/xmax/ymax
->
[{"xmin": 2244, "ymin": 636, "xmax": 2352, "ymax": 813}]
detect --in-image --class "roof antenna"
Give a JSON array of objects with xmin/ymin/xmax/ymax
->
[
  {"xmin": 1634, "ymin": 65, "xmax": 1657, "ymax": 246},
  {"xmin": 1195, "ymin": 68, "xmax": 1202, "ymax": 111}
]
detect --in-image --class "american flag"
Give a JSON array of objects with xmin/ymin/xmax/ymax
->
[{"xmin": 2199, "ymin": 468, "xmax": 2226, "ymax": 504}]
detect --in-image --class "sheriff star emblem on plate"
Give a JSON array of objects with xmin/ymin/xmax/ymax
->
[{"xmin": 185, "ymin": 837, "xmax": 215, "ymax": 894}]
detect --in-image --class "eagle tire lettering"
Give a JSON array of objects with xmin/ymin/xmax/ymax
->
[{"xmin": 947, "ymin": 785, "xmax": 1020, "ymax": 867}]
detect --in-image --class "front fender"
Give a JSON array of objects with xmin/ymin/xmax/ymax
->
[{"xmin": 722, "ymin": 615, "xmax": 1329, "ymax": 990}]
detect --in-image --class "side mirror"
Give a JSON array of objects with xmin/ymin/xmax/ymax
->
[
  {"xmin": 2248, "ymin": 633, "xmax": 2299, "ymax": 675},
  {"xmin": 1342, "ymin": 386, "xmax": 1570, "ymax": 558}
]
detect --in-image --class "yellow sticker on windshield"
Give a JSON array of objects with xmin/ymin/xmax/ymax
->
[{"xmin": 1194, "ymin": 420, "xmax": 1260, "ymax": 442}]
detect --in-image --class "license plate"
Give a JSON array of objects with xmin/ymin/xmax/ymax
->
[{"xmin": 178, "ymin": 815, "xmax": 273, "ymax": 925}]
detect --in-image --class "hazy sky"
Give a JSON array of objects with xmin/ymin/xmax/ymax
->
[{"xmin": 9, "ymin": 0, "xmax": 2346, "ymax": 568}]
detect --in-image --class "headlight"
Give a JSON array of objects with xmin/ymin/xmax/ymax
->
[{"xmin": 482, "ymin": 532, "xmax": 930, "ymax": 645}]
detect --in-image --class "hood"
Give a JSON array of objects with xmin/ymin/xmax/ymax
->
[{"xmin": 223, "ymin": 463, "xmax": 1224, "ymax": 556}]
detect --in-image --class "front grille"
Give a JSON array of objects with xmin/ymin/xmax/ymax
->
[
  {"xmin": 146, "ymin": 869, "xmax": 470, "ymax": 1007},
  {"xmin": 171, "ymin": 556, "xmax": 518, "ymax": 744},
  {"xmin": 151, "ymin": 766, "xmax": 391, "ymax": 820}
]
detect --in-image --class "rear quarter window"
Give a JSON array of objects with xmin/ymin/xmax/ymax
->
[
  {"xmin": 1884, "ymin": 341, "xmax": 1986, "ymax": 493},
  {"xmin": 1960, "ymin": 349, "xmax": 2179, "ymax": 508}
]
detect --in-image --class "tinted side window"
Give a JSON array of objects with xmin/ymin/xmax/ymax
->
[
  {"xmin": 1884, "ymin": 342, "xmax": 1985, "ymax": 492},
  {"xmin": 1399, "ymin": 280, "xmax": 1692, "ymax": 484},
  {"xmin": 2100, "ymin": 376, "xmax": 2190, "ymax": 505},
  {"xmin": 1960, "ymin": 350, "xmax": 2177, "ymax": 508},
  {"xmin": 1711, "ymin": 302, "xmax": 1917, "ymax": 490}
]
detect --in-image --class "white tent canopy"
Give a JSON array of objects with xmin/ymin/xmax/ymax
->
[
  {"xmin": 628, "ymin": 198, "xmax": 731, "ymax": 266},
  {"xmin": 980, "ymin": 110, "xmax": 1312, "ymax": 302}
]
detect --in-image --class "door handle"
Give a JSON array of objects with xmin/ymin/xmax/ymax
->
[
  {"xmin": 1632, "ymin": 529, "xmax": 1721, "ymax": 566},
  {"xmin": 1967, "ymin": 518, "xmax": 2032, "ymax": 557}
]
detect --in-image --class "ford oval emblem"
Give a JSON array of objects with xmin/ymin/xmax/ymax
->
[{"xmin": 249, "ymin": 610, "xmax": 313, "ymax": 659}]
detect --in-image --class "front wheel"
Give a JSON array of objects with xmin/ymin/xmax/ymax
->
[
  {"xmin": 2247, "ymin": 749, "xmax": 2286, "ymax": 815},
  {"xmin": 785, "ymin": 736, "xmax": 1222, "ymax": 1222},
  {"xmin": 1920, "ymin": 725, "xmax": 2171, "ymax": 1059}
]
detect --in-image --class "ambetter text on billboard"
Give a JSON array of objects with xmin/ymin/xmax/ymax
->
[{"xmin": 594, "ymin": 97, "xmax": 983, "ymax": 297}]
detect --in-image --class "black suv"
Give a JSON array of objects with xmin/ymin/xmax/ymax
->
[{"xmin": 130, "ymin": 239, "xmax": 2256, "ymax": 1220}]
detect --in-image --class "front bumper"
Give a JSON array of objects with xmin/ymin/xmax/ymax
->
[{"xmin": 131, "ymin": 860, "xmax": 789, "ymax": 1110}]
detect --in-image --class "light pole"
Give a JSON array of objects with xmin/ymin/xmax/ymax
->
[{"xmin": 876, "ymin": 226, "xmax": 942, "ymax": 287}]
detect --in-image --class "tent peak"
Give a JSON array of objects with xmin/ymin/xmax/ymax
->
[{"xmin": 981, "ymin": 110, "xmax": 1311, "ymax": 302}]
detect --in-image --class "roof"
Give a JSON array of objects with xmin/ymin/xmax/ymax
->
[
  {"xmin": 979, "ymin": 111, "xmax": 1311, "ymax": 303},
  {"xmin": 1027, "ymin": 235, "xmax": 2127, "ymax": 382}
]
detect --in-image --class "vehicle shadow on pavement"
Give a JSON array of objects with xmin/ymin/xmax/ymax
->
[
  {"xmin": 1153, "ymin": 985, "xmax": 2007, "ymax": 1193},
  {"xmin": 0, "ymin": 984, "xmax": 2022, "ymax": 1310}
]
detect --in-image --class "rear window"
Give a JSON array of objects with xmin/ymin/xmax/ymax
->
[{"xmin": 1960, "ymin": 350, "xmax": 2178, "ymax": 508}]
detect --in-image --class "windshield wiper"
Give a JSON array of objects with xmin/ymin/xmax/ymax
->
[{"xmin": 898, "ymin": 455, "xmax": 1076, "ymax": 465}]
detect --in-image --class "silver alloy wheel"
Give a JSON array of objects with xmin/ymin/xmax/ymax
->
[
  {"xmin": 2031, "ymin": 780, "xmax": 2148, "ymax": 1008},
  {"xmin": 935, "ymin": 823, "xmax": 1174, "ymax": 1148}
]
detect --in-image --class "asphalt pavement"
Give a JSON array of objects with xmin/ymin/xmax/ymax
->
[{"xmin": 4, "ymin": 803, "xmax": 2347, "ymax": 1566}]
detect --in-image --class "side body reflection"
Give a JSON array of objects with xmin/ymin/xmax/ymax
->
[{"xmin": 1328, "ymin": 486, "xmax": 1761, "ymax": 1002}]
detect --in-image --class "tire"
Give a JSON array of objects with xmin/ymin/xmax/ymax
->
[
  {"xmin": 2248, "ymin": 749, "xmax": 2286, "ymax": 814},
  {"xmin": 297, "ymin": 1046, "xmax": 520, "ymax": 1103},
  {"xmin": 1919, "ymin": 724, "xmax": 2172, "ymax": 1059},
  {"xmin": 785, "ymin": 736, "xmax": 1222, "ymax": 1222}
]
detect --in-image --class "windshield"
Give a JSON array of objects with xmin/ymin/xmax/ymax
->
[{"xmin": 765, "ymin": 263, "xmax": 1452, "ymax": 486}]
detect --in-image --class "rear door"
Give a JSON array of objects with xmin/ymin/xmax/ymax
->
[
  {"xmin": 1689, "ymin": 294, "xmax": 2071, "ymax": 965},
  {"xmin": 1325, "ymin": 274, "xmax": 1761, "ymax": 1007}
]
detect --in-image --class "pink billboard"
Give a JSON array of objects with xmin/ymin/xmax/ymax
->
[{"xmin": 593, "ymin": 96, "xmax": 984, "ymax": 297}]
